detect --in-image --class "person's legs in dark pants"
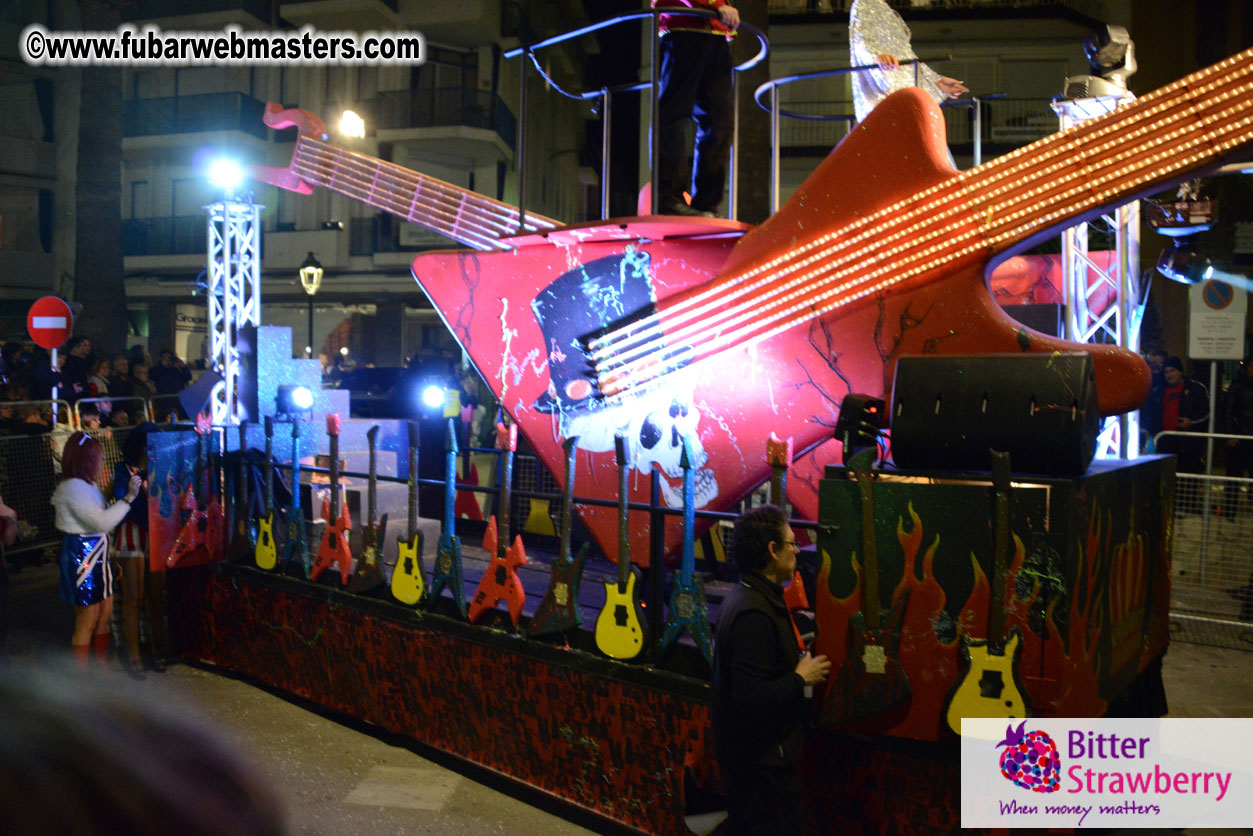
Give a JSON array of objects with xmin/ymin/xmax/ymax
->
[
  {"xmin": 657, "ymin": 33, "xmax": 705, "ymax": 210},
  {"xmin": 690, "ymin": 39, "xmax": 734, "ymax": 213},
  {"xmin": 722, "ymin": 761, "xmax": 803, "ymax": 836},
  {"xmin": 1223, "ymin": 441, "xmax": 1250, "ymax": 519}
]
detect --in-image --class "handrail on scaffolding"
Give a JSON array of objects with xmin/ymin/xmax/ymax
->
[{"xmin": 504, "ymin": 9, "xmax": 768, "ymax": 222}]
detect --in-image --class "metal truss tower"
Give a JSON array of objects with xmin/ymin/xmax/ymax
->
[
  {"xmin": 1053, "ymin": 94, "xmax": 1143, "ymax": 460},
  {"xmin": 206, "ymin": 198, "xmax": 263, "ymax": 426}
]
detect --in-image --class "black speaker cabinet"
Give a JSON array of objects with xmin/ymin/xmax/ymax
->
[{"xmin": 889, "ymin": 352, "xmax": 1099, "ymax": 476}]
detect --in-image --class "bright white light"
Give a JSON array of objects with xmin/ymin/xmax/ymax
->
[
  {"xmin": 339, "ymin": 346, "xmax": 349, "ymax": 356},
  {"xmin": 422, "ymin": 385, "xmax": 446, "ymax": 409},
  {"xmin": 340, "ymin": 110, "xmax": 366, "ymax": 139},
  {"xmin": 1204, "ymin": 264, "xmax": 1215, "ymax": 280},
  {"xmin": 207, "ymin": 157, "xmax": 245, "ymax": 192},
  {"xmin": 291, "ymin": 386, "xmax": 314, "ymax": 410}
]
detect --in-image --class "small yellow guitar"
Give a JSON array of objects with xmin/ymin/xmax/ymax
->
[
  {"xmin": 391, "ymin": 420, "xmax": 425, "ymax": 605},
  {"xmin": 595, "ymin": 435, "xmax": 646, "ymax": 660},
  {"xmin": 945, "ymin": 451, "xmax": 1028, "ymax": 734},
  {"xmin": 254, "ymin": 415, "xmax": 278, "ymax": 570}
]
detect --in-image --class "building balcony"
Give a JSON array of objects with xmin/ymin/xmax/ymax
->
[
  {"xmin": 278, "ymin": 0, "xmax": 400, "ymax": 32},
  {"xmin": 124, "ymin": 92, "xmax": 267, "ymax": 139},
  {"xmin": 372, "ymin": 87, "xmax": 517, "ymax": 165},
  {"xmin": 123, "ymin": 215, "xmax": 207, "ymax": 257},
  {"xmin": 123, "ymin": 0, "xmax": 271, "ymax": 24}
]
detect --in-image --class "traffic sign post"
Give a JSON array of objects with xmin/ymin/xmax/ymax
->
[{"xmin": 26, "ymin": 296, "xmax": 73, "ymax": 423}]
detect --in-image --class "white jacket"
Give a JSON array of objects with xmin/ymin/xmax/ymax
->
[{"xmin": 51, "ymin": 478, "xmax": 131, "ymax": 535}]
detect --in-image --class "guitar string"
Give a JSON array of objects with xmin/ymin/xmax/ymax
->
[
  {"xmin": 292, "ymin": 139, "xmax": 558, "ymax": 250},
  {"xmin": 297, "ymin": 135, "xmax": 560, "ymax": 233},
  {"xmin": 588, "ymin": 52, "xmax": 1252, "ymax": 376},
  {"xmin": 599, "ymin": 101, "xmax": 1253, "ymax": 397},
  {"xmin": 601, "ymin": 102, "xmax": 1253, "ymax": 398},
  {"xmin": 593, "ymin": 56, "xmax": 1252, "ymax": 382},
  {"xmin": 594, "ymin": 58, "xmax": 1253, "ymax": 396},
  {"xmin": 587, "ymin": 49, "xmax": 1252, "ymax": 362},
  {"xmin": 291, "ymin": 146, "xmax": 509, "ymax": 246},
  {"xmin": 293, "ymin": 146, "xmax": 513, "ymax": 251}
]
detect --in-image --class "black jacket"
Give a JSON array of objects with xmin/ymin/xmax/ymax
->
[
  {"xmin": 1226, "ymin": 375, "xmax": 1253, "ymax": 437},
  {"xmin": 711, "ymin": 571, "xmax": 805, "ymax": 769}
]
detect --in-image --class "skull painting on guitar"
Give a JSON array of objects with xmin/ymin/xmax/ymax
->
[{"xmin": 560, "ymin": 388, "xmax": 719, "ymax": 510}]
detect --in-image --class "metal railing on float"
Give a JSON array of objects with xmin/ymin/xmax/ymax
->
[
  {"xmin": 752, "ymin": 60, "xmax": 1007, "ymax": 211},
  {"xmin": 503, "ymin": 7, "xmax": 768, "ymax": 221}
]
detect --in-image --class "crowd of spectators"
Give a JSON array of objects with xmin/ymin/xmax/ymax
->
[{"xmin": 0, "ymin": 339, "xmax": 194, "ymax": 434}]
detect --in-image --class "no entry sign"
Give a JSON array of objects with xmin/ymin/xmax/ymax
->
[{"xmin": 26, "ymin": 296, "xmax": 74, "ymax": 350}]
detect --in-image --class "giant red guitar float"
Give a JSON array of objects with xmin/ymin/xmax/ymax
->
[{"xmin": 254, "ymin": 47, "xmax": 1253, "ymax": 564}]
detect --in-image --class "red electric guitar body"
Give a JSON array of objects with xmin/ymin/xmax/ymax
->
[
  {"xmin": 468, "ymin": 421, "xmax": 528, "ymax": 627},
  {"xmin": 256, "ymin": 48, "xmax": 1253, "ymax": 563},
  {"xmin": 311, "ymin": 413, "xmax": 353, "ymax": 585}
]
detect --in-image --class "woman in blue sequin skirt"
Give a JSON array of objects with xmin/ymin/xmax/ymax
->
[{"xmin": 50, "ymin": 431, "xmax": 142, "ymax": 668}]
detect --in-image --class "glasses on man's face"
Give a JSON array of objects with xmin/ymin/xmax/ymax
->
[{"xmin": 776, "ymin": 540, "xmax": 798, "ymax": 550}]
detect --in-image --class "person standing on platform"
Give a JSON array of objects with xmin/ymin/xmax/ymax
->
[
  {"xmin": 652, "ymin": 0, "xmax": 739, "ymax": 218},
  {"xmin": 849, "ymin": 0, "xmax": 967, "ymax": 124},
  {"xmin": 712, "ymin": 505, "xmax": 831, "ymax": 835},
  {"xmin": 51, "ymin": 431, "xmax": 142, "ymax": 669}
]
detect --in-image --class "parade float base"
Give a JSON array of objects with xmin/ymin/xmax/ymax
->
[{"xmin": 167, "ymin": 456, "xmax": 1171, "ymax": 836}]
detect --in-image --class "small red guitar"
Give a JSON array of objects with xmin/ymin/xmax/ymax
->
[
  {"xmin": 167, "ymin": 412, "xmax": 223, "ymax": 567},
  {"xmin": 311, "ymin": 413, "xmax": 353, "ymax": 585},
  {"xmin": 468, "ymin": 421, "xmax": 528, "ymax": 627}
]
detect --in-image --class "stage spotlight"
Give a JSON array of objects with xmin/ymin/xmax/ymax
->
[
  {"xmin": 340, "ymin": 110, "xmax": 365, "ymax": 139},
  {"xmin": 277, "ymin": 384, "xmax": 314, "ymax": 415},
  {"xmin": 207, "ymin": 157, "xmax": 245, "ymax": 193},
  {"xmin": 339, "ymin": 346, "xmax": 349, "ymax": 357},
  {"xmin": 422, "ymin": 385, "xmax": 446, "ymax": 409},
  {"xmin": 1156, "ymin": 243, "xmax": 1213, "ymax": 285},
  {"xmin": 1059, "ymin": 24, "xmax": 1135, "ymax": 101}
]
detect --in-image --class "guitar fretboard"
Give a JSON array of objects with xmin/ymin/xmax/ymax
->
[
  {"xmin": 292, "ymin": 137, "xmax": 559, "ymax": 251},
  {"xmin": 591, "ymin": 48, "xmax": 1253, "ymax": 398}
]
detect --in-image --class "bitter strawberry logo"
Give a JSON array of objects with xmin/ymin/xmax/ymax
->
[{"xmin": 997, "ymin": 721, "xmax": 1061, "ymax": 793}]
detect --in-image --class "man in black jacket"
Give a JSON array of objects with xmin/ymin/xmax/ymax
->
[{"xmin": 712, "ymin": 505, "xmax": 830, "ymax": 835}]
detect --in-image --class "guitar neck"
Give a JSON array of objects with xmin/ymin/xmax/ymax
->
[
  {"xmin": 405, "ymin": 421, "xmax": 421, "ymax": 538},
  {"xmin": 616, "ymin": 452, "xmax": 631, "ymax": 587},
  {"xmin": 593, "ymin": 48, "xmax": 1253, "ymax": 399},
  {"xmin": 290, "ymin": 422, "xmax": 302, "ymax": 513},
  {"xmin": 264, "ymin": 418, "xmax": 274, "ymax": 516},
  {"xmin": 366, "ymin": 426, "xmax": 379, "ymax": 527},
  {"xmin": 496, "ymin": 450, "xmax": 513, "ymax": 557},
  {"xmin": 293, "ymin": 136, "xmax": 560, "ymax": 251},
  {"xmin": 557, "ymin": 439, "xmax": 578, "ymax": 561},
  {"xmin": 329, "ymin": 432, "xmax": 341, "ymax": 519},
  {"xmin": 679, "ymin": 459, "xmax": 695, "ymax": 588},
  {"xmin": 856, "ymin": 468, "xmax": 880, "ymax": 631},
  {"xmin": 988, "ymin": 452, "xmax": 1013, "ymax": 644}
]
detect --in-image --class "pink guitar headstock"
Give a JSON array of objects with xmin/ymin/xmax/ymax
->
[
  {"xmin": 495, "ymin": 421, "xmax": 517, "ymax": 452},
  {"xmin": 326, "ymin": 413, "xmax": 341, "ymax": 437},
  {"xmin": 767, "ymin": 433, "xmax": 794, "ymax": 468},
  {"xmin": 247, "ymin": 103, "xmax": 327, "ymax": 196},
  {"xmin": 194, "ymin": 412, "xmax": 212, "ymax": 436}
]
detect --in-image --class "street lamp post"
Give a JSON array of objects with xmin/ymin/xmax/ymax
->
[{"xmin": 299, "ymin": 252, "xmax": 323, "ymax": 359}]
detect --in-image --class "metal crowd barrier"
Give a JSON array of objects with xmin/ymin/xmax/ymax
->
[{"xmin": 1154, "ymin": 430, "xmax": 1253, "ymax": 651}]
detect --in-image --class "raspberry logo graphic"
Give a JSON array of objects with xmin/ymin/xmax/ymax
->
[{"xmin": 997, "ymin": 721, "xmax": 1061, "ymax": 793}]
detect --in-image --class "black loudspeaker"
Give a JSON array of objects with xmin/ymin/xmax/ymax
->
[{"xmin": 889, "ymin": 353, "xmax": 1099, "ymax": 476}]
